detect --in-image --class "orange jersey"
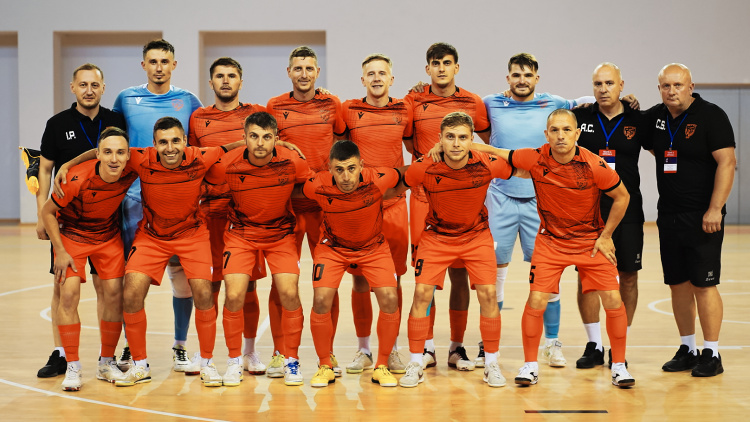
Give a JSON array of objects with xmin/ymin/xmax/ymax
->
[
  {"xmin": 207, "ymin": 146, "xmax": 312, "ymax": 243},
  {"xmin": 188, "ymin": 103, "xmax": 266, "ymax": 218},
  {"xmin": 404, "ymin": 151, "xmax": 512, "ymax": 245},
  {"xmin": 303, "ymin": 167, "xmax": 401, "ymax": 252},
  {"xmin": 52, "ymin": 159, "xmax": 137, "ymax": 244},
  {"xmin": 509, "ymin": 144, "xmax": 622, "ymax": 254},
  {"xmin": 127, "ymin": 146, "xmax": 225, "ymax": 240},
  {"xmin": 341, "ymin": 97, "xmax": 412, "ymax": 208}
]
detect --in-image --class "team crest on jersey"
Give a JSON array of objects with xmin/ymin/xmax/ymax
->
[
  {"xmin": 623, "ymin": 126, "xmax": 636, "ymax": 140},
  {"xmin": 539, "ymin": 99, "xmax": 550, "ymax": 108},
  {"xmin": 362, "ymin": 191, "xmax": 375, "ymax": 207},
  {"xmin": 319, "ymin": 107, "xmax": 332, "ymax": 122},
  {"xmin": 392, "ymin": 112, "xmax": 403, "ymax": 125},
  {"xmin": 172, "ymin": 99, "xmax": 184, "ymax": 111},
  {"xmin": 278, "ymin": 174, "xmax": 289, "ymax": 184},
  {"xmin": 187, "ymin": 169, "xmax": 198, "ymax": 180},
  {"xmin": 685, "ymin": 124, "xmax": 697, "ymax": 139}
]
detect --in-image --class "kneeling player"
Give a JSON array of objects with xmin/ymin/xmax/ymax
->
[
  {"xmin": 42, "ymin": 128, "xmax": 137, "ymax": 390},
  {"xmin": 299, "ymin": 140, "xmax": 402, "ymax": 388}
]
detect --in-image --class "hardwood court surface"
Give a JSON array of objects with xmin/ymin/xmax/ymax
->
[{"xmin": 0, "ymin": 223, "xmax": 748, "ymax": 421}]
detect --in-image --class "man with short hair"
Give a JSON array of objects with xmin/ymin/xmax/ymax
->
[
  {"xmin": 340, "ymin": 53, "xmax": 412, "ymax": 374},
  {"xmin": 35, "ymin": 63, "xmax": 126, "ymax": 378},
  {"xmin": 113, "ymin": 39, "xmax": 203, "ymax": 372},
  {"xmin": 41, "ymin": 128, "xmax": 137, "ymax": 391},
  {"xmin": 188, "ymin": 57, "xmax": 268, "ymax": 375},
  {"xmin": 573, "ymin": 63, "xmax": 649, "ymax": 368},
  {"xmin": 645, "ymin": 63, "xmax": 735, "ymax": 377},
  {"xmin": 405, "ymin": 42, "xmax": 491, "ymax": 372},
  {"xmin": 401, "ymin": 112, "xmax": 512, "ymax": 389},
  {"xmin": 266, "ymin": 46, "xmax": 346, "ymax": 376},
  {"xmin": 206, "ymin": 111, "xmax": 310, "ymax": 387},
  {"xmin": 299, "ymin": 140, "xmax": 402, "ymax": 388}
]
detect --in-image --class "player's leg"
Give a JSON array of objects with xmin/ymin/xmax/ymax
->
[
  {"xmin": 117, "ymin": 271, "xmax": 153, "ymax": 387},
  {"xmin": 38, "ymin": 247, "xmax": 67, "ymax": 378},
  {"xmin": 347, "ymin": 274, "xmax": 374, "ymax": 374},
  {"xmin": 222, "ymin": 272, "xmax": 251, "ymax": 386},
  {"xmin": 57, "ymin": 272, "xmax": 83, "ymax": 391},
  {"xmin": 384, "ymin": 199, "xmax": 408, "ymax": 372},
  {"xmin": 243, "ymin": 249, "xmax": 266, "ymax": 374},
  {"xmin": 576, "ymin": 273, "xmax": 604, "ymax": 369},
  {"xmin": 309, "ymin": 245, "xmax": 345, "ymax": 388},
  {"xmin": 274, "ymin": 271, "xmax": 304, "ymax": 386},
  {"xmin": 167, "ymin": 257, "xmax": 194, "ymax": 371},
  {"xmin": 117, "ymin": 195, "xmax": 141, "ymax": 371},
  {"xmin": 371, "ymin": 286, "xmax": 399, "ymax": 387},
  {"xmin": 409, "ymin": 196, "xmax": 436, "ymax": 368},
  {"xmin": 447, "ymin": 266, "xmax": 472, "ymax": 371}
]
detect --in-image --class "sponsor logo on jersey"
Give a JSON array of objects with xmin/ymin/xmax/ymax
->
[
  {"xmin": 66, "ymin": 131, "xmax": 76, "ymax": 140},
  {"xmin": 135, "ymin": 97, "xmax": 143, "ymax": 105},
  {"xmin": 239, "ymin": 175, "xmax": 245, "ymax": 183},
  {"xmin": 283, "ymin": 112, "xmax": 290, "ymax": 119},
  {"xmin": 205, "ymin": 120, "xmax": 211, "ymax": 127},
  {"xmin": 435, "ymin": 176, "xmax": 442, "ymax": 184},
  {"xmin": 358, "ymin": 112, "xmax": 364, "ymax": 119}
]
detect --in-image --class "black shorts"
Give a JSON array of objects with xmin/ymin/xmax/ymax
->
[
  {"xmin": 657, "ymin": 211, "xmax": 723, "ymax": 287},
  {"xmin": 49, "ymin": 244, "xmax": 97, "ymax": 275},
  {"xmin": 612, "ymin": 221, "xmax": 643, "ymax": 272}
]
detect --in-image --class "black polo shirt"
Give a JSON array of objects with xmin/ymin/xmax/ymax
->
[
  {"xmin": 40, "ymin": 103, "xmax": 126, "ymax": 173},
  {"xmin": 643, "ymin": 93, "xmax": 735, "ymax": 215},
  {"xmin": 574, "ymin": 100, "xmax": 648, "ymax": 223}
]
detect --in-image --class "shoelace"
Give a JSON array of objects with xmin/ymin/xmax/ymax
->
[
  {"xmin": 174, "ymin": 347, "xmax": 188, "ymax": 362},
  {"xmin": 456, "ymin": 347, "xmax": 470, "ymax": 361},
  {"xmin": 120, "ymin": 347, "xmax": 132, "ymax": 361}
]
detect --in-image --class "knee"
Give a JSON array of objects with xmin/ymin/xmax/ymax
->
[
  {"xmin": 378, "ymin": 290, "xmax": 398, "ymax": 314},
  {"xmin": 224, "ymin": 290, "xmax": 245, "ymax": 311},
  {"xmin": 312, "ymin": 295, "xmax": 331, "ymax": 314}
]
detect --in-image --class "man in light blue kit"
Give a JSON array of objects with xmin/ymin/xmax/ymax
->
[
  {"xmin": 480, "ymin": 53, "xmax": 595, "ymax": 368},
  {"xmin": 113, "ymin": 39, "xmax": 203, "ymax": 373}
]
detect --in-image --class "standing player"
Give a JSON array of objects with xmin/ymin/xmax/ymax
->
[
  {"xmin": 207, "ymin": 112, "xmax": 310, "ymax": 387},
  {"xmin": 299, "ymin": 140, "xmax": 401, "ymax": 388},
  {"xmin": 41, "ymin": 128, "xmax": 137, "ymax": 390},
  {"xmin": 574, "ymin": 63, "xmax": 648, "ymax": 368},
  {"xmin": 340, "ymin": 53, "xmax": 411, "ymax": 374},
  {"xmin": 400, "ymin": 112, "xmax": 512, "ymax": 389},
  {"xmin": 405, "ymin": 43, "xmax": 491, "ymax": 371},
  {"xmin": 266, "ymin": 46, "xmax": 346, "ymax": 376},
  {"xmin": 645, "ymin": 64, "xmax": 735, "ymax": 377},
  {"xmin": 35, "ymin": 64, "xmax": 126, "ymax": 378},
  {"xmin": 113, "ymin": 39, "xmax": 203, "ymax": 372},
  {"xmin": 188, "ymin": 57, "xmax": 268, "ymax": 375}
]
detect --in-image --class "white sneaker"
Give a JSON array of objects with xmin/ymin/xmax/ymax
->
[
  {"xmin": 483, "ymin": 361, "xmax": 506, "ymax": 387},
  {"xmin": 611, "ymin": 363, "xmax": 635, "ymax": 388},
  {"xmin": 399, "ymin": 362, "xmax": 424, "ymax": 388},
  {"xmin": 284, "ymin": 359, "xmax": 304, "ymax": 386},
  {"xmin": 515, "ymin": 363, "xmax": 539, "ymax": 385},
  {"xmin": 97, "ymin": 359, "xmax": 126, "ymax": 383},
  {"xmin": 421, "ymin": 349, "xmax": 436, "ymax": 369},
  {"xmin": 117, "ymin": 346, "xmax": 133, "ymax": 372},
  {"xmin": 475, "ymin": 341, "xmax": 485, "ymax": 368},
  {"xmin": 201, "ymin": 363, "xmax": 223, "ymax": 387},
  {"xmin": 183, "ymin": 352, "xmax": 202, "ymax": 376},
  {"xmin": 388, "ymin": 350, "xmax": 406, "ymax": 374},
  {"xmin": 223, "ymin": 360, "xmax": 243, "ymax": 387},
  {"xmin": 242, "ymin": 351, "xmax": 266, "ymax": 375},
  {"xmin": 448, "ymin": 346, "xmax": 476, "ymax": 371},
  {"xmin": 543, "ymin": 340, "xmax": 567, "ymax": 367},
  {"xmin": 115, "ymin": 364, "xmax": 151, "ymax": 387},
  {"xmin": 346, "ymin": 350, "xmax": 374, "ymax": 374},
  {"xmin": 62, "ymin": 363, "xmax": 82, "ymax": 391},
  {"xmin": 266, "ymin": 352, "xmax": 285, "ymax": 378},
  {"xmin": 172, "ymin": 345, "xmax": 193, "ymax": 373}
]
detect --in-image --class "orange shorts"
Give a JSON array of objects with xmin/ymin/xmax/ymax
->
[
  {"xmin": 414, "ymin": 230, "xmax": 495, "ymax": 290},
  {"xmin": 348, "ymin": 197, "xmax": 409, "ymax": 277},
  {"xmin": 223, "ymin": 233, "xmax": 300, "ymax": 277},
  {"xmin": 529, "ymin": 239, "xmax": 620, "ymax": 294},
  {"xmin": 125, "ymin": 228, "xmax": 212, "ymax": 284},
  {"xmin": 294, "ymin": 210, "xmax": 323, "ymax": 258},
  {"xmin": 312, "ymin": 241, "xmax": 397, "ymax": 289},
  {"xmin": 58, "ymin": 234, "xmax": 125, "ymax": 282},
  {"xmin": 208, "ymin": 216, "xmax": 267, "ymax": 282}
]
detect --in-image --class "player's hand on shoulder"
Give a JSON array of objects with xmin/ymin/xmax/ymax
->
[
  {"xmin": 53, "ymin": 165, "xmax": 71, "ymax": 198},
  {"xmin": 428, "ymin": 142, "xmax": 443, "ymax": 162},
  {"xmin": 277, "ymin": 141, "xmax": 306, "ymax": 160},
  {"xmin": 317, "ymin": 87, "xmax": 332, "ymax": 95},
  {"xmin": 410, "ymin": 81, "xmax": 428, "ymax": 93},
  {"xmin": 501, "ymin": 89, "xmax": 511, "ymax": 98},
  {"xmin": 622, "ymin": 94, "xmax": 640, "ymax": 110}
]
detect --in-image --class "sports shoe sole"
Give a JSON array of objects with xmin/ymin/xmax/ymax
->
[
  {"xmin": 115, "ymin": 377, "xmax": 151, "ymax": 387},
  {"xmin": 371, "ymin": 377, "xmax": 398, "ymax": 387},
  {"xmin": 514, "ymin": 377, "xmax": 537, "ymax": 386},
  {"xmin": 311, "ymin": 379, "xmax": 335, "ymax": 388}
]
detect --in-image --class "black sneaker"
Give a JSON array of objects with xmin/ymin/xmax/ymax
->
[
  {"xmin": 691, "ymin": 349, "xmax": 724, "ymax": 377},
  {"xmin": 576, "ymin": 342, "xmax": 604, "ymax": 369},
  {"xmin": 662, "ymin": 345, "xmax": 698, "ymax": 372},
  {"xmin": 608, "ymin": 348, "xmax": 628, "ymax": 369},
  {"xmin": 37, "ymin": 350, "xmax": 67, "ymax": 378}
]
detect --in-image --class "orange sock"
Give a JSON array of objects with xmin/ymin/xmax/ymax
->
[
  {"xmin": 396, "ymin": 286, "xmax": 403, "ymax": 336},
  {"xmin": 408, "ymin": 315, "xmax": 430, "ymax": 354},
  {"xmin": 123, "ymin": 309, "xmax": 148, "ymax": 361},
  {"xmin": 268, "ymin": 283, "xmax": 284, "ymax": 354},
  {"xmin": 310, "ymin": 310, "xmax": 333, "ymax": 366},
  {"xmin": 376, "ymin": 310, "xmax": 400, "ymax": 367},
  {"xmin": 521, "ymin": 304, "xmax": 545, "ymax": 362},
  {"xmin": 331, "ymin": 291, "xmax": 340, "ymax": 349},
  {"xmin": 212, "ymin": 290, "xmax": 220, "ymax": 320},
  {"xmin": 99, "ymin": 320, "xmax": 122, "ymax": 358},
  {"xmin": 223, "ymin": 307, "xmax": 243, "ymax": 358},
  {"xmin": 243, "ymin": 290, "xmax": 260, "ymax": 338},
  {"xmin": 195, "ymin": 307, "xmax": 217, "ymax": 359},
  {"xmin": 427, "ymin": 303, "xmax": 436, "ymax": 340},
  {"xmin": 479, "ymin": 315, "xmax": 501, "ymax": 354},
  {"xmin": 605, "ymin": 303, "xmax": 628, "ymax": 363},
  {"xmin": 58, "ymin": 323, "xmax": 81, "ymax": 362},
  {"xmin": 351, "ymin": 290, "xmax": 373, "ymax": 338},
  {"xmin": 282, "ymin": 306, "xmax": 304, "ymax": 360},
  {"xmin": 449, "ymin": 309, "xmax": 468, "ymax": 343}
]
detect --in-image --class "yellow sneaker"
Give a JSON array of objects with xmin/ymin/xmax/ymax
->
[
  {"xmin": 371, "ymin": 365, "xmax": 397, "ymax": 387},
  {"xmin": 311, "ymin": 365, "xmax": 335, "ymax": 387},
  {"xmin": 330, "ymin": 353, "xmax": 342, "ymax": 377}
]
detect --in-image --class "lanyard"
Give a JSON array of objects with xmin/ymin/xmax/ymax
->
[
  {"xmin": 79, "ymin": 120, "xmax": 102, "ymax": 149},
  {"xmin": 596, "ymin": 114, "xmax": 625, "ymax": 150},
  {"xmin": 665, "ymin": 113, "xmax": 688, "ymax": 150}
]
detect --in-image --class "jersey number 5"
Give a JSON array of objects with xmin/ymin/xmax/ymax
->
[{"xmin": 529, "ymin": 265, "xmax": 536, "ymax": 284}]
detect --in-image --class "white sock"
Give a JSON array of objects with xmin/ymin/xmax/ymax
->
[
  {"xmin": 228, "ymin": 356, "xmax": 240, "ymax": 365},
  {"xmin": 134, "ymin": 358, "xmax": 148, "ymax": 368},
  {"xmin": 68, "ymin": 360, "xmax": 81, "ymax": 370},
  {"xmin": 285, "ymin": 356, "xmax": 298, "ymax": 365},
  {"xmin": 524, "ymin": 361, "xmax": 539, "ymax": 371},
  {"xmin": 627, "ymin": 325, "xmax": 631, "ymax": 336},
  {"xmin": 201, "ymin": 357, "xmax": 213, "ymax": 367},
  {"xmin": 173, "ymin": 340, "xmax": 186, "ymax": 347},
  {"xmin": 56, "ymin": 346, "xmax": 66, "ymax": 357},
  {"xmin": 545, "ymin": 337, "xmax": 558, "ymax": 347},
  {"xmin": 392, "ymin": 338, "xmax": 399, "ymax": 351},
  {"xmin": 496, "ymin": 267, "xmax": 508, "ymax": 302},
  {"xmin": 359, "ymin": 347, "xmax": 372, "ymax": 356},
  {"xmin": 99, "ymin": 356, "xmax": 114, "ymax": 365},
  {"xmin": 358, "ymin": 336, "xmax": 370, "ymax": 353},
  {"xmin": 484, "ymin": 352, "xmax": 498, "ymax": 365},
  {"xmin": 449, "ymin": 341, "xmax": 462, "ymax": 352},
  {"xmin": 703, "ymin": 340, "xmax": 719, "ymax": 355},
  {"xmin": 680, "ymin": 334, "xmax": 697, "ymax": 354},
  {"xmin": 410, "ymin": 353, "xmax": 422, "ymax": 364},
  {"xmin": 424, "ymin": 339, "xmax": 435, "ymax": 353},
  {"xmin": 584, "ymin": 322, "xmax": 603, "ymax": 351},
  {"xmin": 243, "ymin": 337, "xmax": 255, "ymax": 355}
]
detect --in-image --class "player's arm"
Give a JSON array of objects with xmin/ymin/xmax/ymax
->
[
  {"xmin": 52, "ymin": 149, "xmax": 97, "ymax": 197},
  {"xmin": 35, "ymin": 156, "xmax": 55, "ymax": 240},
  {"xmin": 703, "ymin": 146, "xmax": 736, "ymax": 233},
  {"xmin": 277, "ymin": 140, "xmax": 306, "ymax": 159},
  {"xmin": 40, "ymin": 198, "xmax": 77, "ymax": 283},
  {"xmin": 592, "ymin": 182, "xmax": 630, "ymax": 264},
  {"xmin": 384, "ymin": 165, "xmax": 411, "ymax": 200}
]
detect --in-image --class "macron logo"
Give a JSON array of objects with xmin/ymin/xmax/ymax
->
[{"xmin": 135, "ymin": 97, "xmax": 143, "ymax": 105}]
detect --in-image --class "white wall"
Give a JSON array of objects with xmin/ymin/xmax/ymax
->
[{"xmin": 2, "ymin": 0, "xmax": 748, "ymax": 223}]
